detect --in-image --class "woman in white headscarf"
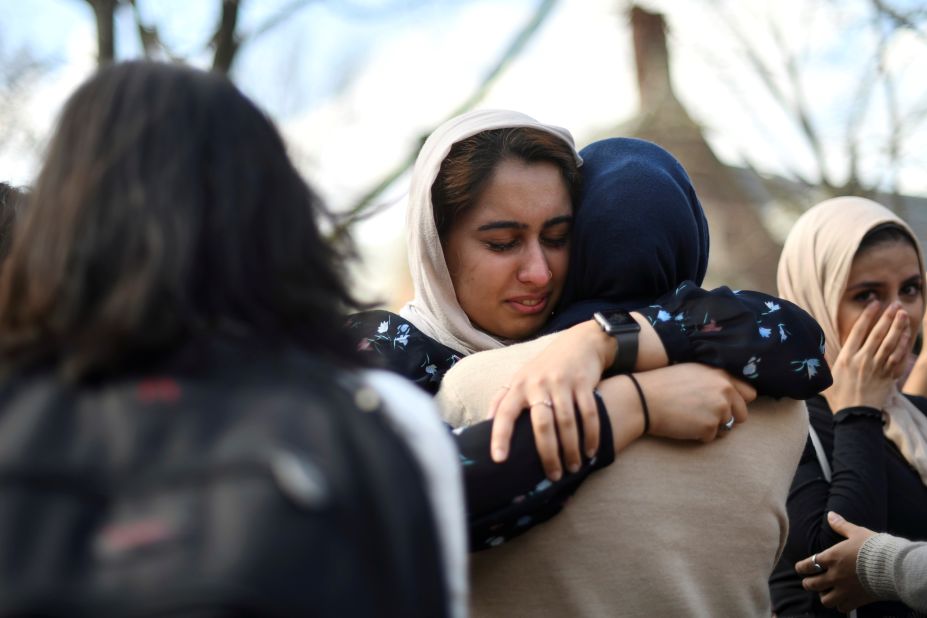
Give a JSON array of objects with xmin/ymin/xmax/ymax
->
[{"xmin": 770, "ymin": 197, "xmax": 927, "ymax": 617}]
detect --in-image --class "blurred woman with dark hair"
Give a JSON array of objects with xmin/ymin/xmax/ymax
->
[{"xmin": 0, "ymin": 62, "xmax": 466, "ymax": 617}]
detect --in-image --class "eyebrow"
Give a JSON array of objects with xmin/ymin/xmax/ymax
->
[
  {"xmin": 476, "ymin": 215, "xmax": 573, "ymax": 233},
  {"xmin": 846, "ymin": 281, "xmax": 885, "ymax": 290},
  {"xmin": 847, "ymin": 274, "xmax": 923, "ymax": 290}
]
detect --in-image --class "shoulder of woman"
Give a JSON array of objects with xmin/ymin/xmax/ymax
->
[
  {"xmin": 446, "ymin": 333, "xmax": 556, "ymax": 377},
  {"xmin": 438, "ymin": 334, "xmax": 556, "ymax": 428},
  {"xmin": 346, "ymin": 309, "xmax": 404, "ymax": 333},
  {"xmin": 347, "ymin": 309, "xmax": 459, "ymax": 355}
]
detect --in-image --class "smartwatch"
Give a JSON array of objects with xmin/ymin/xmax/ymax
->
[{"xmin": 593, "ymin": 309, "xmax": 641, "ymax": 377}]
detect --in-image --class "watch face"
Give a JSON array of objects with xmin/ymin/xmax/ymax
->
[
  {"xmin": 595, "ymin": 310, "xmax": 640, "ymax": 333},
  {"xmin": 600, "ymin": 310, "xmax": 635, "ymax": 326}
]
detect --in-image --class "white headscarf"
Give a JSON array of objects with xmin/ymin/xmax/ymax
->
[
  {"xmin": 399, "ymin": 109, "xmax": 582, "ymax": 356},
  {"xmin": 778, "ymin": 196, "xmax": 927, "ymax": 485}
]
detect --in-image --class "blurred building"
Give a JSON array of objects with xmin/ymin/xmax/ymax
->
[{"xmin": 600, "ymin": 6, "xmax": 927, "ymax": 294}]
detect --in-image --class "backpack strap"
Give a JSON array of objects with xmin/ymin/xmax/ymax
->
[{"xmin": 808, "ymin": 424, "xmax": 832, "ymax": 482}]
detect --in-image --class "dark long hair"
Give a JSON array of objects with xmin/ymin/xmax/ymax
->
[{"xmin": 0, "ymin": 61, "xmax": 362, "ymax": 379}]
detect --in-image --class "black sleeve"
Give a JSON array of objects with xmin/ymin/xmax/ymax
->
[
  {"xmin": 635, "ymin": 281, "xmax": 832, "ymax": 399},
  {"xmin": 456, "ymin": 393, "xmax": 615, "ymax": 552},
  {"xmin": 784, "ymin": 398, "xmax": 888, "ymax": 556},
  {"xmin": 346, "ymin": 310, "xmax": 463, "ymax": 396}
]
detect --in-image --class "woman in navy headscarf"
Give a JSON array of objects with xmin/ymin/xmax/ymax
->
[
  {"xmin": 481, "ymin": 137, "xmax": 828, "ymax": 459},
  {"xmin": 544, "ymin": 137, "xmax": 709, "ymax": 330}
]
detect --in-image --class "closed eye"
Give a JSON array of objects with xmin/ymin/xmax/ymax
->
[
  {"xmin": 541, "ymin": 235, "xmax": 569, "ymax": 248},
  {"xmin": 485, "ymin": 240, "xmax": 518, "ymax": 252}
]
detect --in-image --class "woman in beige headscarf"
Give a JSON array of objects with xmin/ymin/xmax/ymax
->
[{"xmin": 770, "ymin": 196, "xmax": 927, "ymax": 617}]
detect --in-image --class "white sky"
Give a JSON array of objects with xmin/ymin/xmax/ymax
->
[{"xmin": 2, "ymin": 0, "xmax": 926, "ymax": 302}]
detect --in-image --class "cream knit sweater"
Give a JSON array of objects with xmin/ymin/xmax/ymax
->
[
  {"xmin": 858, "ymin": 533, "xmax": 927, "ymax": 612},
  {"xmin": 437, "ymin": 335, "xmax": 809, "ymax": 618}
]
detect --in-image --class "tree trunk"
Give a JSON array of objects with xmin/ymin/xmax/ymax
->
[{"xmin": 86, "ymin": 0, "xmax": 117, "ymax": 65}]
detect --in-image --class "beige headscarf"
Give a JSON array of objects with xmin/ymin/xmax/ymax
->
[
  {"xmin": 778, "ymin": 196, "xmax": 927, "ymax": 485},
  {"xmin": 399, "ymin": 109, "xmax": 582, "ymax": 355}
]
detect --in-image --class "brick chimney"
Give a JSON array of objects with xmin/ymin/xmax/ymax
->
[{"xmin": 631, "ymin": 6, "xmax": 674, "ymax": 111}]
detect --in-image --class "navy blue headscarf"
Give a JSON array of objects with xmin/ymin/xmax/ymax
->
[{"xmin": 544, "ymin": 138, "xmax": 709, "ymax": 333}]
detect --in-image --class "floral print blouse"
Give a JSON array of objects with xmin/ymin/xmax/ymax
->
[{"xmin": 347, "ymin": 282, "xmax": 831, "ymax": 550}]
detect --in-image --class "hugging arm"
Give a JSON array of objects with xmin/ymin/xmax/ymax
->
[
  {"xmin": 457, "ymin": 393, "xmax": 614, "ymax": 551},
  {"xmin": 491, "ymin": 281, "xmax": 832, "ymax": 476},
  {"xmin": 634, "ymin": 282, "xmax": 832, "ymax": 398}
]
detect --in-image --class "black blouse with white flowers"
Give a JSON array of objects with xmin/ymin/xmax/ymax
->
[{"xmin": 348, "ymin": 282, "xmax": 831, "ymax": 551}]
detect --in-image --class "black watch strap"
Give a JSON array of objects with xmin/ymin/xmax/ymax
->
[
  {"xmin": 594, "ymin": 310, "xmax": 641, "ymax": 377},
  {"xmin": 609, "ymin": 329, "xmax": 638, "ymax": 376}
]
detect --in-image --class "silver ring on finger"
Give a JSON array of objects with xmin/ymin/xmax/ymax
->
[
  {"xmin": 811, "ymin": 553, "xmax": 825, "ymax": 574},
  {"xmin": 722, "ymin": 416, "xmax": 735, "ymax": 431},
  {"xmin": 530, "ymin": 399, "xmax": 553, "ymax": 409}
]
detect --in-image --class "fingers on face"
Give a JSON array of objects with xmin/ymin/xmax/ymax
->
[
  {"xmin": 859, "ymin": 302, "xmax": 900, "ymax": 357},
  {"xmin": 874, "ymin": 309, "xmax": 910, "ymax": 370},
  {"xmin": 844, "ymin": 301, "xmax": 882, "ymax": 353}
]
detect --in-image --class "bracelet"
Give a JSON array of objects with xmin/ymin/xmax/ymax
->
[{"xmin": 626, "ymin": 374, "xmax": 650, "ymax": 435}]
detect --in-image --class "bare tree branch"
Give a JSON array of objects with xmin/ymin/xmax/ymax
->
[
  {"xmin": 127, "ymin": 0, "xmax": 169, "ymax": 59},
  {"xmin": 870, "ymin": 0, "xmax": 927, "ymax": 43},
  {"xmin": 842, "ymin": 50, "xmax": 878, "ymax": 192},
  {"xmin": 878, "ymin": 29, "xmax": 904, "ymax": 211},
  {"xmin": 212, "ymin": 0, "xmax": 241, "ymax": 73},
  {"xmin": 244, "ymin": 0, "xmax": 319, "ymax": 43},
  {"xmin": 335, "ymin": 0, "xmax": 561, "ymax": 233},
  {"xmin": 706, "ymin": 3, "xmax": 839, "ymax": 190},
  {"xmin": 768, "ymin": 15, "xmax": 835, "ymax": 190},
  {"xmin": 682, "ymin": 36, "xmax": 818, "ymax": 188}
]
